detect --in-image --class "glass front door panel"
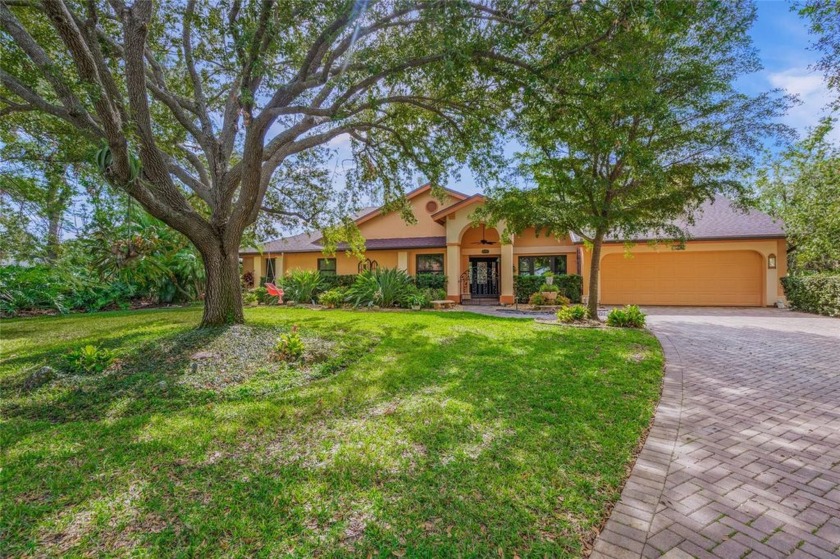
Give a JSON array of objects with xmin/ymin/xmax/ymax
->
[{"xmin": 469, "ymin": 258, "xmax": 500, "ymax": 297}]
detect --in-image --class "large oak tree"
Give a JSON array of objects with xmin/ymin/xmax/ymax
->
[{"xmin": 1, "ymin": 0, "xmax": 556, "ymax": 326}]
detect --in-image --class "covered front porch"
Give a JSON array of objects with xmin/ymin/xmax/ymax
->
[
  {"xmin": 446, "ymin": 224, "xmax": 515, "ymax": 305},
  {"xmin": 433, "ymin": 195, "xmax": 578, "ymax": 305}
]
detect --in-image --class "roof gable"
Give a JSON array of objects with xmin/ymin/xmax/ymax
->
[
  {"xmin": 431, "ymin": 194, "xmax": 485, "ymax": 224},
  {"xmin": 354, "ymin": 183, "xmax": 468, "ymax": 226}
]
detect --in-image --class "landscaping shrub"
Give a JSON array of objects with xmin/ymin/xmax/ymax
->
[
  {"xmin": 514, "ymin": 274, "xmax": 582, "ymax": 303},
  {"xmin": 249, "ymin": 286, "xmax": 276, "ymax": 305},
  {"xmin": 606, "ymin": 305, "xmax": 647, "ymax": 328},
  {"xmin": 404, "ymin": 292, "xmax": 427, "ymax": 309},
  {"xmin": 553, "ymin": 274, "xmax": 583, "ymax": 303},
  {"xmin": 414, "ymin": 273, "xmax": 447, "ymax": 290},
  {"xmin": 557, "ymin": 304, "xmax": 589, "ymax": 323},
  {"xmin": 318, "ymin": 288, "xmax": 347, "ymax": 308},
  {"xmin": 64, "ymin": 280, "xmax": 140, "ymax": 313},
  {"xmin": 539, "ymin": 283, "xmax": 559, "ymax": 293},
  {"xmin": 320, "ymin": 274, "xmax": 357, "ymax": 290},
  {"xmin": 0, "ymin": 265, "xmax": 146, "ymax": 316},
  {"xmin": 346, "ymin": 268, "xmax": 415, "ymax": 307},
  {"xmin": 0, "ymin": 265, "xmax": 68, "ymax": 316},
  {"xmin": 528, "ymin": 293, "xmax": 546, "ymax": 306},
  {"xmin": 282, "ymin": 269, "xmax": 324, "ymax": 303},
  {"xmin": 275, "ymin": 326, "xmax": 305, "ymax": 361},
  {"xmin": 781, "ymin": 274, "xmax": 840, "ymax": 317},
  {"xmin": 555, "ymin": 295, "xmax": 571, "ymax": 306},
  {"xmin": 421, "ymin": 287, "xmax": 447, "ymax": 303},
  {"xmin": 62, "ymin": 345, "xmax": 114, "ymax": 374},
  {"xmin": 1, "ymin": 218, "xmax": 205, "ymax": 316},
  {"xmin": 243, "ymin": 290, "xmax": 260, "ymax": 305}
]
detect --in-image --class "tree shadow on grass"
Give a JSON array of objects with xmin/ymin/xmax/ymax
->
[
  {"xmin": 0, "ymin": 327, "xmax": 232, "ymax": 425},
  {"xmin": 1, "ymin": 312, "xmax": 663, "ymax": 558}
]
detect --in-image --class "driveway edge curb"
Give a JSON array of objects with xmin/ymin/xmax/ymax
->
[{"xmin": 591, "ymin": 329, "xmax": 685, "ymax": 559}]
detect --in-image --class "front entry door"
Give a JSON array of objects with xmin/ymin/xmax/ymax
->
[{"xmin": 469, "ymin": 257, "xmax": 500, "ymax": 298}]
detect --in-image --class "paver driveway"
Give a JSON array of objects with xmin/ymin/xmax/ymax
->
[{"xmin": 592, "ymin": 308, "xmax": 840, "ymax": 559}]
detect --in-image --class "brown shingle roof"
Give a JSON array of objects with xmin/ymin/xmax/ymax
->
[
  {"xmin": 240, "ymin": 234, "xmax": 446, "ymax": 254},
  {"xmin": 571, "ymin": 197, "xmax": 785, "ymax": 243}
]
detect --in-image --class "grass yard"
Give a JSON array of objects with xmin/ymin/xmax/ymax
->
[{"xmin": 1, "ymin": 306, "xmax": 663, "ymax": 558}]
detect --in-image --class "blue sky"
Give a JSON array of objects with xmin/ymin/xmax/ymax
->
[
  {"xmin": 741, "ymin": 1, "xmax": 836, "ymax": 140},
  {"xmin": 444, "ymin": 1, "xmax": 836, "ymax": 196}
]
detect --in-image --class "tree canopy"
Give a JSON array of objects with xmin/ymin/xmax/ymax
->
[
  {"xmin": 1, "ymin": 0, "xmax": 555, "ymax": 325},
  {"xmin": 477, "ymin": 0, "xmax": 791, "ymax": 314},
  {"xmin": 798, "ymin": 0, "xmax": 840, "ymax": 109},
  {"xmin": 758, "ymin": 119, "xmax": 840, "ymax": 273}
]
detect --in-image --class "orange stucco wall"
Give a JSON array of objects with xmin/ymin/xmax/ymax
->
[
  {"xmin": 514, "ymin": 227, "xmax": 573, "ymax": 247},
  {"xmin": 280, "ymin": 250, "xmax": 400, "ymax": 275},
  {"xmin": 461, "ymin": 224, "xmax": 501, "ymax": 245},
  {"xmin": 357, "ymin": 190, "xmax": 456, "ymax": 239}
]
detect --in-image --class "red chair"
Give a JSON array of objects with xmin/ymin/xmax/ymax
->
[{"xmin": 264, "ymin": 283, "xmax": 284, "ymax": 304}]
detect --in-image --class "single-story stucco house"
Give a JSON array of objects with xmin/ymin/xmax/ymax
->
[{"xmin": 239, "ymin": 184, "xmax": 787, "ymax": 307}]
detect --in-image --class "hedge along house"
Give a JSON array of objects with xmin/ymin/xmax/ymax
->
[{"xmin": 239, "ymin": 184, "xmax": 787, "ymax": 307}]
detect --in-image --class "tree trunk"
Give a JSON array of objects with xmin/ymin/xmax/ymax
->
[
  {"xmin": 199, "ymin": 241, "xmax": 244, "ymax": 327},
  {"xmin": 587, "ymin": 230, "xmax": 605, "ymax": 319},
  {"xmin": 45, "ymin": 209, "xmax": 61, "ymax": 262}
]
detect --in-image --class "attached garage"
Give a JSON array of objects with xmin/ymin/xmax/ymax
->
[{"xmin": 600, "ymin": 250, "xmax": 764, "ymax": 307}]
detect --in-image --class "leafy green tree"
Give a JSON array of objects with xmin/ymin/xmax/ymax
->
[
  {"xmin": 0, "ymin": 130, "xmax": 85, "ymax": 262},
  {"xmin": 798, "ymin": 0, "xmax": 840, "ymax": 108},
  {"xmin": 757, "ymin": 118, "xmax": 840, "ymax": 272},
  {"xmin": 478, "ymin": 0, "xmax": 791, "ymax": 316},
  {"xmin": 0, "ymin": 0, "xmax": 544, "ymax": 326}
]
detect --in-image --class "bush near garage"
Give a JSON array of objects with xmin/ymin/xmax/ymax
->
[
  {"xmin": 781, "ymin": 274, "xmax": 840, "ymax": 317},
  {"xmin": 514, "ymin": 274, "xmax": 582, "ymax": 303},
  {"xmin": 606, "ymin": 305, "xmax": 647, "ymax": 328}
]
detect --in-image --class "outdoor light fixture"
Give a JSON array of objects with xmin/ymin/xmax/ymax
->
[{"xmin": 768, "ymin": 254, "xmax": 777, "ymax": 269}]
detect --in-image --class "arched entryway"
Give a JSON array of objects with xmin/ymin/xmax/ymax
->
[{"xmin": 459, "ymin": 224, "xmax": 503, "ymax": 302}]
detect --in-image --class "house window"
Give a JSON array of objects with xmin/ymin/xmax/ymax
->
[
  {"xmin": 518, "ymin": 255, "xmax": 567, "ymax": 275},
  {"xmin": 317, "ymin": 258, "xmax": 337, "ymax": 275},
  {"xmin": 416, "ymin": 253, "xmax": 445, "ymax": 274}
]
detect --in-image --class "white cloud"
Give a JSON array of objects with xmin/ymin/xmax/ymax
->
[
  {"xmin": 766, "ymin": 67, "xmax": 839, "ymax": 142},
  {"xmin": 327, "ymin": 132, "xmax": 352, "ymax": 148}
]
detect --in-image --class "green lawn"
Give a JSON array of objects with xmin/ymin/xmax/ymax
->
[{"xmin": 1, "ymin": 306, "xmax": 663, "ymax": 558}]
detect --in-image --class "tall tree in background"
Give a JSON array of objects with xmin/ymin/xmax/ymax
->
[
  {"xmin": 760, "ymin": 2, "xmax": 840, "ymax": 275},
  {"xmin": 0, "ymin": 121, "xmax": 91, "ymax": 263},
  {"xmin": 478, "ymin": 0, "xmax": 791, "ymax": 316},
  {"xmin": 798, "ymin": 0, "xmax": 840, "ymax": 108},
  {"xmin": 757, "ymin": 119, "xmax": 839, "ymax": 272},
  {"xmin": 1, "ymin": 0, "xmax": 549, "ymax": 326}
]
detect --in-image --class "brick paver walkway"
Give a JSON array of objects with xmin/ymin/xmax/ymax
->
[{"xmin": 591, "ymin": 308, "xmax": 840, "ymax": 559}]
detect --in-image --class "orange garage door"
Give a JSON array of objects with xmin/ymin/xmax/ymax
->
[{"xmin": 601, "ymin": 251, "xmax": 763, "ymax": 306}]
